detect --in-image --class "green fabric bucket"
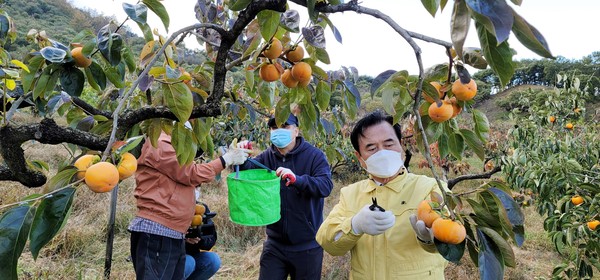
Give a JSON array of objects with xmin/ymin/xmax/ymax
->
[{"xmin": 227, "ymin": 169, "xmax": 281, "ymax": 226}]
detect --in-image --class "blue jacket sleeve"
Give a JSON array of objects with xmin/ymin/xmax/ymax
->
[{"xmin": 292, "ymin": 150, "xmax": 333, "ymax": 198}]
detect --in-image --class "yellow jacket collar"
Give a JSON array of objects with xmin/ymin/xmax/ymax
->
[{"xmin": 363, "ymin": 168, "xmax": 408, "ymax": 193}]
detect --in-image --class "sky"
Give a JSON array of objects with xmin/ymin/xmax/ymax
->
[{"xmin": 70, "ymin": 0, "xmax": 600, "ymax": 77}]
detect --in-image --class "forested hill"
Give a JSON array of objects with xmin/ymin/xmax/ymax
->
[{"xmin": 1, "ymin": 0, "xmax": 204, "ymax": 64}]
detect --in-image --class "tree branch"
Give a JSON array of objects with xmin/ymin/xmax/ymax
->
[
  {"xmin": 0, "ymin": 118, "xmax": 108, "ymax": 187},
  {"xmin": 72, "ymin": 97, "xmax": 112, "ymax": 119},
  {"xmin": 447, "ymin": 166, "xmax": 502, "ymax": 190},
  {"xmin": 210, "ymin": 0, "xmax": 287, "ymax": 103}
]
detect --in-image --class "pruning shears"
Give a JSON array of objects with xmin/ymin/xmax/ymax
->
[{"xmin": 369, "ymin": 197, "xmax": 385, "ymax": 212}]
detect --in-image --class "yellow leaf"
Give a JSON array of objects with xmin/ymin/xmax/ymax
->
[
  {"xmin": 11, "ymin": 59, "xmax": 30, "ymax": 73},
  {"xmin": 148, "ymin": 66, "xmax": 166, "ymax": 76},
  {"xmin": 188, "ymin": 86, "xmax": 209, "ymax": 100},
  {"xmin": 140, "ymin": 40, "xmax": 155, "ymax": 63},
  {"xmin": 4, "ymin": 79, "xmax": 16, "ymax": 90}
]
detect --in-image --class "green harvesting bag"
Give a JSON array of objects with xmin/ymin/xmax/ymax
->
[{"xmin": 227, "ymin": 169, "xmax": 281, "ymax": 226}]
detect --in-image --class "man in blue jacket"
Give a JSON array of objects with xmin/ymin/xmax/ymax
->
[{"xmin": 237, "ymin": 114, "xmax": 333, "ymax": 280}]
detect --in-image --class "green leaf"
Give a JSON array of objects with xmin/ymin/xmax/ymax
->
[
  {"xmin": 466, "ymin": 0, "xmax": 513, "ymax": 43},
  {"xmin": 60, "ymin": 66, "xmax": 85, "ymax": 97},
  {"xmin": 105, "ymin": 66, "xmax": 125, "ymax": 88},
  {"xmin": 257, "ymin": 10, "xmax": 281, "ymax": 41},
  {"xmin": 450, "ymin": 0, "xmax": 470, "ymax": 60},
  {"xmin": 0, "ymin": 205, "xmax": 35, "ymax": 280},
  {"xmin": 479, "ymin": 227, "xmax": 516, "ymax": 267},
  {"xmin": 143, "ymin": 0, "xmax": 170, "ymax": 31},
  {"xmin": 511, "ymin": 11, "xmax": 553, "ymax": 58},
  {"xmin": 476, "ymin": 22, "xmax": 514, "ymax": 87},
  {"xmin": 472, "ymin": 109, "xmax": 490, "ymax": 141},
  {"xmin": 477, "ymin": 190, "xmax": 514, "ymax": 238},
  {"xmin": 40, "ymin": 46, "xmax": 66, "ymax": 63},
  {"xmin": 316, "ymin": 80, "xmax": 331, "ymax": 111},
  {"xmin": 447, "ymin": 130, "xmax": 464, "ymax": 160},
  {"xmin": 460, "ymin": 128, "xmax": 485, "ymax": 160},
  {"xmin": 122, "ymin": 3, "xmax": 148, "ymax": 25},
  {"xmin": 115, "ymin": 135, "xmax": 145, "ymax": 156},
  {"xmin": 421, "ymin": 0, "xmax": 440, "ymax": 17},
  {"xmin": 435, "ymin": 239, "xmax": 465, "ymax": 263},
  {"xmin": 315, "ymin": 48, "xmax": 330, "ymax": 64},
  {"xmin": 44, "ymin": 166, "xmax": 78, "ymax": 193},
  {"xmin": 477, "ymin": 229, "xmax": 505, "ymax": 280},
  {"xmin": 144, "ymin": 119, "xmax": 162, "ymax": 148},
  {"xmin": 438, "ymin": 133, "xmax": 449, "ymax": 159},
  {"xmin": 33, "ymin": 66, "xmax": 60, "ymax": 100},
  {"xmin": 393, "ymin": 87, "xmax": 413, "ymax": 124},
  {"xmin": 88, "ymin": 61, "xmax": 106, "ymax": 90},
  {"xmin": 229, "ymin": 0, "xmax": 252, "ymax": 11},
  {"xmin": 379, "ymin": 82, "xmax": 398, "ymax": 116},
  {"xmin": 163, "ymin": 83, "xmax": 193, "ymax": 122},
  {"xmin": 22, "ymin": 55, "xmax": 45, "ymax": 93},
  {"xmin": 97, "ymin": 25, "xmax": 123, "ymax": 66},
  {"xmin": 122, "ymin": 45, "xmax": 137, "ymax": 73},
  {"xmin": 29, "ymin": 187, "xmax": 76, "ymax": 260},
  {"xmin": 171, "ymin": 123, "xmax": 197, "ymax": 165},
  {"xmin": 307, "ymin": 0, "xmax": 318, "ymax": 22}
]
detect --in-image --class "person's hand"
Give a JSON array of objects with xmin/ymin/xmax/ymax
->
[
  {"xmin": 351, "ymin": 205, "xmax": 395, "ymax": 235},
  {"xmin": 276, "ymin": 167, "xmax": 296, "ymax": 186},
  {"xmin": 185, "ymin": 237, "xmax": 201, "ymax": 244},
  {"xmin": 409, "ymin": 214, "xmax": 434, "ymax": 244},
  {"xmin": 236, "ymin": 140, "xmax": 253, "ymax": 150},
  {"xmin": 222, "ymin": 145, "xmax": 252, "ymax": 166}
]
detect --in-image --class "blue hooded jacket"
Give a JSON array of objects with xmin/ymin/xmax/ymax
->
[{"xmin": 239, "ymin": 137, "xmax": 333, "ymax": 251}]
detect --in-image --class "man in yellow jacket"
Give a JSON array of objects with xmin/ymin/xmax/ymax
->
[{"xmin": 316, "ymin": 111, "xmax": 448, "ymax": 279}]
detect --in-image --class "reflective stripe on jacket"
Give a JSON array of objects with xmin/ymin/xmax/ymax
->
[{"xmin": 316, "ymin": 170, "xmax": 448, "ymax": 280}]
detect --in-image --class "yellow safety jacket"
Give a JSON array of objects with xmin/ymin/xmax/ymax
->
[{"xmin": 316, "ymin": 169, "xmax": 448, "ymax": 279}]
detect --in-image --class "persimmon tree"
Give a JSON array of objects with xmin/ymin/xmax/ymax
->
[
  {"xmin": 0, "ymin": 0, "xmax": 554, "ymax": 279},
  {"xmin": 501, "ymin": 76, "xmax": 600, "ymax": 279}
]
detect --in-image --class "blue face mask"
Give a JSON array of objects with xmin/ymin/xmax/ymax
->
[{"xmin": 270, "ymin": 128, "xmax": 293, "ymax": 148}]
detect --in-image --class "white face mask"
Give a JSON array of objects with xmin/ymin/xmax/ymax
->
[{"xmin": 362, "ymin": 150, "xmax": 404, "ymax": 178}]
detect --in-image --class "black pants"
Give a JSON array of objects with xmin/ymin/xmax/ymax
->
[
  {"xmin": 258, "ymin": 239, "xmax": 324, "ymax": 280},
  {"xmin": 130, "ymin": 231, "xmax": 186, "ymax": 280}
]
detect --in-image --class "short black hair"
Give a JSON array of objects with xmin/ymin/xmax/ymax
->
[{"xmin": 350, "ymin": 111, "xmax": 402, "ymax": 152}]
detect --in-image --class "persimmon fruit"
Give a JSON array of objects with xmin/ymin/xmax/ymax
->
[
  {"xmin": 74, "ymin": 154, "xmax": 101, "ymax": 180},
  {"xmin": 84, "ymin": 162, "xmax": 119, "ymax": 193},
  {"xmin": 291, "ymin": 62, "xmax": 312, "ymax": 83},
  {"xmin": 571, "ymin": 195, "xmax": 584, "ymax": 205},
  {"xmin": 431, "ymin": 218, "xmax": 466, "ymax": 245},
  {"xmin": 117, "ymin": 152, "xmax": 138, "ymax": 180},
  {"xmin": 417, "ymin": 200, "xmax": 441, "ymax": 228},
  {"xmin": 263, "ymin": 38, "xmax": 283, "ymax": 60},
  {"xmin": 281, "ymin": 69, "xmax": 298, "ymax": 88},
  {"xmin": 286, "ymin": 45, "xmax": 304, "ymax": 62},
  {"xmin": 71, "ymin": 47, "xmax": 92, "ymax": 68},
  {"xmin": 259, "ymin": 64, "xmax": 280, "ymax": 82},
  {"xmin": 452, "ymin": 79, "xmax": 477, "ymax": 101},
  {"xmin": 195, "ymin": 204, "xmax": 206, "ymax": 215},
  {"xmin": 587, "ymin": 220, "xmax": 600, "ymax": 231},
  {"xmin": 428, "ymin": 101, "xmax": 454, "ymax": 123},
  {"xmin": 191, "ymin": 214, "xmax": 203, "ymax": 226}
]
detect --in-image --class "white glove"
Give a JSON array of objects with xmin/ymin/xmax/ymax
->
[
  {"xmin": 222, "ymin": 148, "xmax": 251, "ymax": 166},
  {"xmin": 236, "ymin": 140, "xmax": 253, "ymax": 149},
  {"xmin": 276, "ymin": 167, "xmax": 296, "ymax": 186},
  {"xmin": 409, "ymin": 214, "xmax": 434, "ymax": 244},
  {"xmin": 351, "ymin": 205, "xmax": 395, "ymax": 235}
]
